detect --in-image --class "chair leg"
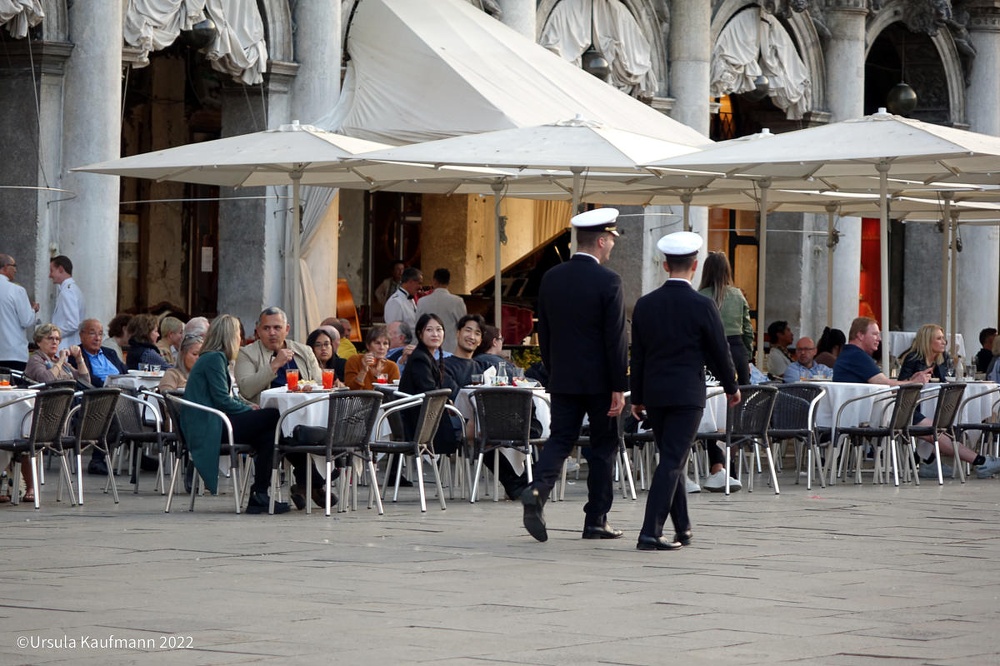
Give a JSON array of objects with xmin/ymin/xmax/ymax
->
[
  {"xmin": 414, "ymin": 453, "xmax": 427, "ymax": 513},
  {"xmin": 492, "ymin": 449, "xmax": 500, "ymax": 503},
  {"xmin": 30, "ymin": 454, "xmax": 41, "ymax": 510},
  {"xmin": 470, "ymin": 453, "xmax": 485, "ymax": 503},
  {"xmin": 724, "ymin": 445, "xmax": 732, "ymax": 496},
  {"xmin": 367, "ymin": 459, "xmax": 384, "ymax": 514},
  {"xmin": 431, "ymin": 455, "xmax": 447, "ymax": 511},
  {"xmin": 619, "ymin": 444, "xmax": 636, "ymax": 500},
  {"xmin": 764, "ymin": 441, "xmax": 780, "ymax": 495}
]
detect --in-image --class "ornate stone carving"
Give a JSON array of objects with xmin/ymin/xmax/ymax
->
[{"xmin": 466, "ymin": 0, "xmax": 503, "ymax": 19}]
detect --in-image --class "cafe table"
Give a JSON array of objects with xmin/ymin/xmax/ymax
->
[
  {"xmin": 0, "ymin": 387, "xmax": 37, "ymax": 474},
  {"xmin": 107, "ymin": 370, "xmax": 164, "ymax": 392},
  {"xmin": 453, "ymin": 384, "xmax": 551, "ymax": 477}
]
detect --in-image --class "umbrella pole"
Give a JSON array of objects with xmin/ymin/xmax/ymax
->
[
  {"xmin": 877, "ymin": 162, "xmax": 890, "ymax": 374},
  {"xmin": 681, "ymin": 191, "xmax": 692, "ymax": 233},
  {"xmin": 570, "ymin": 167, "xmax": 582, "ymax": 255},
  {"xmin": 940, "ymin": 195, "xmax": 951, "ymax": 333},
  {"xmin": 492, "ymin": 179, "xmax": 505, "ymax": 333},
  {"xmin": 292, "ymin": 172, "xmax": 303, "ymax": 339},
  {"xmin": 950, "ymin": 211, "xmax": 959, "ymax": 362},
  {"xmin": 826, "ymin": 204, "xmax": 836, "ymax": 329},
  {"xmin": 756, "ymin": 180, "xmax": 770, "ymax": 369}
]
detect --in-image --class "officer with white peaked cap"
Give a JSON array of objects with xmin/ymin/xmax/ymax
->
[
  {"xmin": 629, "ymin": 230, "xmax": 741, "ymax": 551},
  {"xmin": 520, "ymin": 206, "xmax": 629, "ymax": 543},
  {"xmin": 571, "ymin": 207, "xmax": 620, "ymax": 236}
]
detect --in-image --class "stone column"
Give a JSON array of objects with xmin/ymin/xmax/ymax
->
[
  {"xmin": 497, "ymin": 0, "xmax": 535, "ymax": 39},
  {"xmin": 57, "ymin": 1, "xmax": 123, "ymax": 327},
  {"xmin": 216, "ymin": 63, "xmax": 297, "ymax": 331},
  {"xmin": 292, "ymin": 1, "xmax": 342, "ymax": 329},
  {"xmin": 958, "ymin": 8, "xmax": 1000, "ymax": 357},
  {"xmin": 822, "ymin": 2, "xmax": 867, "ymax": 332}
]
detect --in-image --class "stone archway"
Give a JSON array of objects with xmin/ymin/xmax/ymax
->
[{"xmin": 866, "ymin": 0, "xmax": 965, "ymax": 126}]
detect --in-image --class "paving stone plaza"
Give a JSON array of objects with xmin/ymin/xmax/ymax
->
[{"xmin": 2, "ymin": 464, "xmax": 999, "ymax": 665}]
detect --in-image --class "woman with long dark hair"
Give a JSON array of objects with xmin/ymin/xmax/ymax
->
[
  {"xmin": 697, "ymin": 251, "xmax": 753, "ymax": 384},
  {"xmin": 815, "ymin": 327, "xmax": 846, "ymax": 369},
  {"xmin": 398, "ymin": 313, "xmax": 460, "ymax": 455}
]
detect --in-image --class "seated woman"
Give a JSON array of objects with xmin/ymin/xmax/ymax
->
[
  {"xmin": 20, "ymin": 323, "xmax": 91, "ymax": 502},
  {"xmin": 345, "ymin": 325, "xmax": 400, "ymax": 390},
  {"xmin": 898, "ymin": 323, "xmax": 1000, "ymax": 478},
  {"xmin": 815, "ymin": 327, "xmax": 846, "ymax": 369},
  {"xmin": 473, "ymin": 325, "xmax": 518, "ymax": 378},
  {"xmin": 306, "ymin": 326, "xmax": 346, "ymax": 384},
  {"xmin": 25, "ymin": 323, "xmax": 91, "ymax": 386},
  {"xmin": 398, "ymin": 313, "xmax": 461, "ymax": 457},
  {"xmin": 180, "ymin": 315, "xmax": 290, "ymax": 514},
  {"xmin": 158, "ymin": 333, "xmax": 203, "ymax": 393},
  {"xmin": 126, "ymin": 314, "xmax": 171, "ymax": 370}
]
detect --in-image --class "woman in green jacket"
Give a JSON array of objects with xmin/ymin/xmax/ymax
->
[
  {"xmin": 181, "ymin": 314, "xmax": 289, "ymax": 514},
  {"xmin": 698, "ymin": 251, "xmax": 753, "ymax": 385}
]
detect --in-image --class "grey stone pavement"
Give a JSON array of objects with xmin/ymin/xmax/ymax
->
[{"xmin": 2, "ymin": 458, "xmax": 1000, "ymax": 666}]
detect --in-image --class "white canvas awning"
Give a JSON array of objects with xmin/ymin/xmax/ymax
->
[
  {"xmin": 320, "ymin": 0, "xmax": 707, "ymax": 146},
  {"xmin": 1, "ymin": 0, "xmax": 43, "ymax": 38}
]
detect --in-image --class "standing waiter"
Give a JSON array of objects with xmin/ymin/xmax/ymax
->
[
  {"xmin": 521, "ymin": 208, "xmax": 628, "ymax": 543},
  {"xmin": 630, "ymin": 232, "xmax": 740, "ymax": 551}
]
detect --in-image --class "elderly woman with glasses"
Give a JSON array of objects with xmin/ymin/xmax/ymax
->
[
  {"xmin": 158, "ymin": 333, "xmax": 204, "ymax": 393},
  {"xmin": 24, "ymin": 323, "xmax": 90, "ymax": 385}
]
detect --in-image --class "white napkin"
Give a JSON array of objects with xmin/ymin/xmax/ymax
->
[{"xmin": 482, "ymin": 366, "xmax": 497, "ymax": 384}]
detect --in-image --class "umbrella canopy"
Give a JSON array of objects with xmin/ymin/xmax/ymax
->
[
  {"xmin": 353, "ymin": 116, "xmax": 713, "ymax": 325},
  {"xmin": 644, "ymin": 110, "xmax": 1000, "ymax": 371}
]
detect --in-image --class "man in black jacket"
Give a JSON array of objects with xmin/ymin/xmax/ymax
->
[
  {"xmin": 521, "ymin": 208, "xmax": 628, "ymax": 543},
  {"xmin": 630, "ymin": 232, "xmax": 740, "ymax": 551}
]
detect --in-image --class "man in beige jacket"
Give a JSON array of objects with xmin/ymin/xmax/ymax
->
[{"xmin": 235, "ymin": 306, "xmax": 321, "ymax": 403}]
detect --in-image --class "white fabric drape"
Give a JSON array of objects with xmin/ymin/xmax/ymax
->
[
  {"xmin": 711, "ymin": 7, "xmax": 812, "ymax": 120},
  {"xmin": 282, "ymin": 186, "xmax": 339, "ymax": 334},
  {"xmin": 0, "ymin": 0, "xmax": 44, "ymax": 38},
  {"xmin": 538, "ymin": 0, "xmax": 656, "ymax": 97},
  {"xmin": 123, "ymin": 0, "xmax": 266, "ymax": 85}
]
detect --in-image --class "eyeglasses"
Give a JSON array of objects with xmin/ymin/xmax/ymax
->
[
  {"xmin": 3, "ymin": 263, "xmax": 15, "ymax": 268},
  {"xmin": 312, "ymin": 341, "xmax": 333, "ymax": 348},
  {"xmin": 44, "ymin": 335, "xmax": 61, "ymax": 342}
]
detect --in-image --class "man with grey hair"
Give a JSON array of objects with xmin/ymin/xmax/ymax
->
[
  {"xmin": 183, "ymin": 316, "xmax": 209, "ymax": 338},
  {"xmin": 386, "ymin": 319, "xmax": 415, "ymax": 368},
  {"xmin": 0, "ymin": 253, "xmax": 38, "ymax": 371},
  {"xmin": 235, "ymin": 306, "xmax": 322, "ymax": 403}
]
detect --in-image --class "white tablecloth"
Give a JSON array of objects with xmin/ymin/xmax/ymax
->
[
  {"xmin": 260, "ymin": 387, "xmax": 346, "ymax": 437},
  {"xmin": 107, "ymin": 372, "xmax": 163, "ymax": 392},
  {"xmin": 886, "ymin": 331, "xmax": 966, "ymax": 360},
  {"xmin": 700, "ymin": 388, "xmax": 728, "ymax": 433},
  {"xmin": 812, "ymin": 382, "xmax": 893, "ymax": 432},
  {"xmin": 0, "ymin": 388, "xmax": 37, "ymax": 469},
  {"xmin": 918, "ymin": 381, "xmax": 999, "ymax": 431}
]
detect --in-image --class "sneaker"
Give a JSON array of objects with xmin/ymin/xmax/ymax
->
[
  {"xmin": 246, "ymin": 491, "xmax": 290, "ymax": 515},
  {"xmin": 565, "ymin": 459, "xmax": 581, "ymax": 473},
  {"xmin": 685, "ymin": 477, "xmax": 701, "ymax": 493},
  {"xmin": 976, "ymin": 455, "xmax": 1000, "ymax": 479},
  {"xmin": 702, "ymin": 469, "xmax": 742, "ymax": 493},
  {"xmin": 918, "ymin": 462, "xmax": 954, "ymax": 479}
]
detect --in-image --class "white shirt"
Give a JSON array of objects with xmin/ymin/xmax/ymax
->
[
  {"xmin": 52, "ymin": 276, "xmax": 84, "ymax": 350},
  {"xmin": 0, "ymin": 274, "xmax": 36, "ymax": 362},
  {"xmin": 384, "ymin": 287, "xmax": 417, "ymax": 330},
  {"xmin": 415, "ymin": 287, "xmax": 467, "ymax": 354}
]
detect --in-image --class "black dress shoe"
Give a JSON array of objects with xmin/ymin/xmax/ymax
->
[
  {"xmin": 674, "ymin": 530, "xmax": 693, "ymax": 547},
  {"xmin": 636, "ymin": 534, "xmax": 683, "ymax": 551},
  {"xmin": 88, "ymin": 459, "xmax": 109, "ymax": 476},
  {"xmin": 521, "ymin": 488, "xmax": 547, "ymax": 542},
  {"xmin": 582, "ymin": 522, "xmax": 624, "ymax": 539}
]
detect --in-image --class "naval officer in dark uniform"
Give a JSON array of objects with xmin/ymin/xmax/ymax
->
[
  {"xmin": 630, "ymin": 231, "xmax": 741, "ymax": 551},
  {"xmin": 521, "ymin": 208, "xmax": 629, "ymax": 543}
]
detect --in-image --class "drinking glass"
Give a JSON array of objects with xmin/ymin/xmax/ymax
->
[
  {"xmin": 286, "ymin": 369, "xmax": 300, "ymax": 391},
  {"xmin": 376, "ymin": 373, "xmax": 388, "ymax": 384},
  {"xmin": 322, "ymin": 369, "xmax": 334, "ymax": 390},
  {"xmin": 470, "ymin": 373, "xmax": 484, "ymax": 386},
  {"xmin": 0, "ymin": 372, "xmax": 10, "ymax": 387}
]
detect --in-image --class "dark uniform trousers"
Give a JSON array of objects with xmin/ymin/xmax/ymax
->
[
  {"xmin": 641, "ymin": 405, "xmax": 703, "ymax": 538},
  {"xmin": 531, "ymin": 392, "xmax": 617, "ymax": 524}
]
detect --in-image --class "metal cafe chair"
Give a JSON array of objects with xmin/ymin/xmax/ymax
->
[
  {"xmin": 162, "ymin": 394, "xmax": 254, "ymax": 514},
  {"xmin": 469, "ymin": 386, "xmax": 541, "ymax": 503},
  {"xmin": 0, "ymin": 388, "xmax": 75, "ymax": 509},
  {"xmin": 768, "ymin": 383, "xmax": 827, "ymax": 490},
  {"xmin": 270, "ymin": 390, "xmax": 384, "ymax": 516},
  {"xmin": 370, "ymin": 388, "xmax": 451, "ymax": 513},
  {"xmin": 62, "ymin": 388, "xmax": 122, "ymax": 504},
  {"xmin": 909, "ymin": 382, "xmax": 967, "ymax": 485},
  {"xmin": 699, "ymin": 385, "xmax": 779, "ymax": 495}
]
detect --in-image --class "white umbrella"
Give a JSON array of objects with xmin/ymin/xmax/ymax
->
[
  {"xmin": 75, "ymin": 122, "xmax": 515, "ymax": 337},
  {"xmin": 352, "ymin": 116, "xmax": 712, "ymax": 327},
  {"xmin": 644, "ymin": 110, "xmax": 1000, "ymax": 371}
]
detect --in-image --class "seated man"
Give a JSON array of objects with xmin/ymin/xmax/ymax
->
[
  {"xmin": 975, "ymin": 327, "xmax": 996, "ymax": 375},
  {"xmin": 386, "ymin": 320, "xmax": 415, "ymax": 370},
  {"xmin": 834, "ymin": 317, "xmax": 1000, "ymax": 479},
  {"xmin": 783, "ymin": 336, "xmax": 832, "ymax": 384},
  {"xmin": 73, "ymin": 318, "xmax": 128, "ymax": 475},
  {"xmin": 766, "ymin": 320, "xmax": 794, "ymax": 380},
  {"xmin": 235, "ymin": 307, "xmax": 321, "ymax": 404}
]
